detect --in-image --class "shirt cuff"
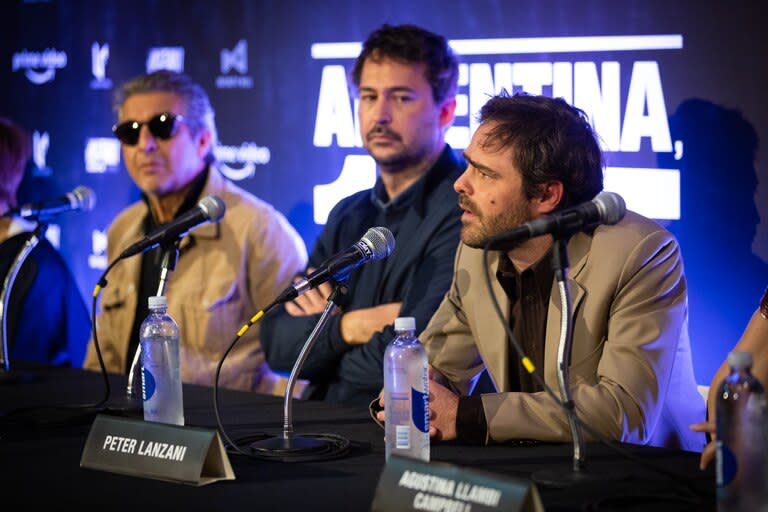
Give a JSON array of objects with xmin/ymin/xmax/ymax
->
[{"xmin": 456, "ymin": 396, "xmax": 489, "ymax": 445}]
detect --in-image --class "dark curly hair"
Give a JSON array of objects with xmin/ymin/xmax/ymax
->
[
  {"xmin": 351, "ymin": 24, "xmax": 459, "ymax": 104},
  {"xmin": 478, "ymin": 93, "xmax": 604, "ymax": 209}
]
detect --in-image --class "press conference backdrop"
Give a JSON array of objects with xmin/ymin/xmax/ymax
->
[{"xmin": 1, "ymin": 0, "xmax": 766, "ymax": 383}]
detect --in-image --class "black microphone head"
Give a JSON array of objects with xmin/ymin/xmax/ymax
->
[
  {"xmin": 593, "ymin": 191, "xmax": 626, "ymax": 225},
  {"xmin": 198, "ymin": 195, "xmax": 226, "ymax": 223},
  {"xmin": 362, "ymin": 226, "xmax": 395, "ymax": 260},
  {"xmin": 72, "ymin": 186, "xmax": 96, "ymax": 212}
]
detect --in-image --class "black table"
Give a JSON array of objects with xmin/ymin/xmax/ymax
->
[{"xmin": 0, "ymin": 364, "xmax": 715, "ymax": 511}]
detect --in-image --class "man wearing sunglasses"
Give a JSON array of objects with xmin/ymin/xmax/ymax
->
[
  {"xmin": 83, "ymin": 70, "xmax": 307, "ymax": 393},
  {"xmin": 260, "ymin": 24, "xmax": 465, "ymax": 405}
]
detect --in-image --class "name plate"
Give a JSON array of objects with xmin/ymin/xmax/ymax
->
[
  {"xmin": 371, "ymin": 455, "xmax": 543, "ymax": 512},
  {"xmin": 80, "ymin": 414, "xmax": 235, "ymax": 486}
]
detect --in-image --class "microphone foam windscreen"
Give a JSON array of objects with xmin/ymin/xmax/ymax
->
[
  {"xmin": 595, "ymin": 191, "xmax": 626, "ymax": 225},
  {"xmin": 73, "ymin": 186, "xmax": 97, "ymax": 212},
  {"xmin": 199, "ymin": 195, "xmax": 226, "ymax": 222}
]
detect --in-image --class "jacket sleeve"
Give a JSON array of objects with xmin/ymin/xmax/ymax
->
[
  {"xmin": 335, "ymin": 217, "xmax": 462, "ymax": 392},
  {"xmin": 259, "ymin": 204, "xmax": 351, "ymax": 380},
  {"xmin": 421, "ymin": 243, "xmax": 487, "ymax": 394},
  {"xmin": 427, "ymin": 230, "xmax": 691, "ymax": 445}
]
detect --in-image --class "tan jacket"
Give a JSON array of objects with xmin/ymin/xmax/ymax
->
[
  {"xmin": 83, "ymin": 168, "xmax": 307, "ymax": 392},
  {"xmin": 422, "ymin": 211, "xmax": 706, "ymax": 451}
]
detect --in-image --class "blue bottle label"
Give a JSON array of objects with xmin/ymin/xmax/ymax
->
[
  {"xmin": 716, "ymin": 441, "xmax": 738, "ymax": 486},
  {"xmin": 411, "ymin": 387, "xmax": 429, "ymax": 433},
  {"xmin": 142, "ymin": 368, "xmax": 156, "ymax": 401}
]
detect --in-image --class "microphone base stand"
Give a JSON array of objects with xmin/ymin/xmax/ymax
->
[
  {"xmin": 0, "ymin": 224, "xmax": 45, "ymax": 385},
  {"xmin": 250, "ymin": 283, "xmax": 350, "ymax": 459},
  {"xmin": 106, "ymin": 242, "xmax": 180, "ymax": 417}
]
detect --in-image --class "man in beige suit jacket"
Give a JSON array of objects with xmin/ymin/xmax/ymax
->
[{"xmin": 379, "ymin": 93, "xmax": 705, "ymax": 452}]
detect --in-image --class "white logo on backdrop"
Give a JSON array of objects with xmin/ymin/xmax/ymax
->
[
  {"xmin": 216, "ymin": 39, "xmax": 253, "ymax": 89},
  {"xmin": 85, "ymin": 137, "xmax": 121, "ymax": 173},
  {"xmin": 310, "ymin": 34, "xmax": 684, "ymax": 222},
  {"xmin": 90, "ymin": 42, "xmax": 112, "ymax": 89},
  {"xmin": 214, "ymin": 142, "xmax": 271, "ymax": 181},
  {"xmin": 146, "ymin": 47, "xmax": 185, "ymax": 73},
  {"xmin": 88, "ymin": 229, "xmax": 108, "ymax": 270},
  {"xmin": 12, "ymin": 48, "xmax": 67, "ymax": 84},
  {"xmin": 32, "ymin": 130, "xmax": 51, "ymax": 177}
]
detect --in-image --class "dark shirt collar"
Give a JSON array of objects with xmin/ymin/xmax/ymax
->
[
  {"xmin": 496, "ymin": 247, "xmax": 554, "ymax": 294},
  {"xmin": 369, "ymin": 145, "xmax": 463, "ymax": 216}
]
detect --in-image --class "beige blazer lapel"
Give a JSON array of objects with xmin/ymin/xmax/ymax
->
[{"xmin": 468, "ymin": 250, "xmax": 510, "ymax": 392}]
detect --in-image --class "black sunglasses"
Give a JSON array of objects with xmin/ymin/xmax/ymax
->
[{"xmin": 112, "ymin": 112, "xmax": 186, "ymax": 146}]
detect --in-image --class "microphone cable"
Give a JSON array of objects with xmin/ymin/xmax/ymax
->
[
  {"xmin": 1, "ymin": 258, "xmax": 122, "ymax": 428},
  {"xmin": 479, "ymin": 246, "xmax": 713, "ymax": 507},
  {"xmin": 211, "ymin": 301, "xmax": 352, "ymax": 462}
]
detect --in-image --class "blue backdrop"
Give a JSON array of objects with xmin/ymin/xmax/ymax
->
[{"xmin": 1, "ymin": 0, "xmax": 766, "ymax": 384}]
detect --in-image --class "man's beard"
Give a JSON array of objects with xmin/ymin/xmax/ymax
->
[{"xmin": 459, "ymin": 193, "xmax": 532, "ymax": 249}]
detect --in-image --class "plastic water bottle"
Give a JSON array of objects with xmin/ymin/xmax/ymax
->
[
  {"xmin": 716, "ymin": 351, "xmax": 768, "ymax": 511},
  {"xmin": 383, "ymin": 317, "xmax": 429, "ymax": 462},
  {"xmin": 140, "ymin": 296, "xmax": 184, "ymax": 426}
]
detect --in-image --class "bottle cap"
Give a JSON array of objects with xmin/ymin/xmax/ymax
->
[
  {"xmin": 394, "ymin": 317, "xmax": 416, "ymax": 332},
  {"xmin": 728, "ymin": 351, "xmax": 752, "ymax": 369},
  {"xmin": 147, "ymin": 295, "xmax": 168, "ymax": 310}
]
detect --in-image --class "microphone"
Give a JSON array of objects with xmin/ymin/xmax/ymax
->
[
  {"xmin": 485, "ymin": 191, "xmax": 626, "ymax": 250},
  {"xmin": 274, "ymin": 226, "xmax": 395, "ymax": 304},
  {"xmin": 119, "ymin": 195, "xmax": 226, "ymax": 259},
  {"xmin": 10, "ymin": 186, "xmax": 96, "ymax": 220}
]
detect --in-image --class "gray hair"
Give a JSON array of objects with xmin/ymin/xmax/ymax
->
[{"xmin": 114, "ymin": 70, "xmax": 218, "ymax": 163}]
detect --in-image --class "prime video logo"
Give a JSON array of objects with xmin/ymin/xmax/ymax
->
[
  {"xmin": 214, "ymin": 141, "xmax": 271, "ymax": 181},
  {"xmin": 12, "ymin": 48, "xmax": 68, "ymax": 84}
]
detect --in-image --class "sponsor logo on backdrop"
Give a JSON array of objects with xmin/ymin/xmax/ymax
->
[
  {"xmin": 214, "ymin": 142, "xmax": 270, "ymax": 181},
  {"xmin": 310, "ymin": 35, "xmax": 684, "ymax": 222},
  {"xmin": 216, "ymin": 39, "xmax": 253, "ymax": 89},
  {"xmin": 146, "ymin": 47, "xmax": 185, "ymax": 73},
  {"xmin": 32, "ymin": 130, "xmax": 52, "ymax": 177},
  {"xmin": 90, "ymin": 42, "xmax": 112, "ymax": 89},
  {"xmin": 85, "ymin": 137, "xmax": 121, "ymax": 173},
  {"xmin": 89, "ymin": 229, "xmax": 108, "ymax": 270},
  {"xmin": 12, "ymin": 48, "xmax": 67, "ymax": 84}
]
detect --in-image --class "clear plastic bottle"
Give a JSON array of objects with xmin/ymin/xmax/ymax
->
[
  {"xmin": 140, "ymin": 296, "xmax": 184, "ymax": 426},
  {"xmin": 716, "ymin": 351, "xmax": 768, "ymax": 511},
  {"xmin": 383, "ymin": 317, "xmax": 429, "ymax": 462}
]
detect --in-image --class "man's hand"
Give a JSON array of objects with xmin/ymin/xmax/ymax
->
[
  {"xmin": 690, "ymin": 421, "xmax": 716, "ymax": 470},
  {"xmin": 428, "ymin": 378, "xmax": 459, "ymax": 441},
  {"xmin": 284, "ymin": 268, "xmax": 335, "ymax": 317},
  {"xmin": 340, "ymin": 302, "xmax": 401, "ymax": 345}
]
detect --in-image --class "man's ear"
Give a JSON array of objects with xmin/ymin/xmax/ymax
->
[
  {"xmin": 196, "ymin": 128, "xmax": 213, "ymax": 158},
  {"xmin": 438, "ymin": 97, "xmax": 457, "ymax": 131},
  {"xmin": 534, "ymin": 181, "xmax": 564, "ymax": 216}
]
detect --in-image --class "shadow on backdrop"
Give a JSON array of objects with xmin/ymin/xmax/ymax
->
[{"xmin": 660, "ymin": 98, "xmax": 767, "ymax": 384}]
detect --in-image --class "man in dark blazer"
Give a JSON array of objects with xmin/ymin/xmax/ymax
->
[{"xmin": 261, "ymin": 24, "xmax": 465, "ymax": 404}]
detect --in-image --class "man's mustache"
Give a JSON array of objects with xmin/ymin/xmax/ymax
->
[
  {"xmin": 458, "ymin": 194, "xmax": 478, "ymax": 216},
  {"xmin": 367, "ymin": 125, "xmax": 402, "ymax": 142}
]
